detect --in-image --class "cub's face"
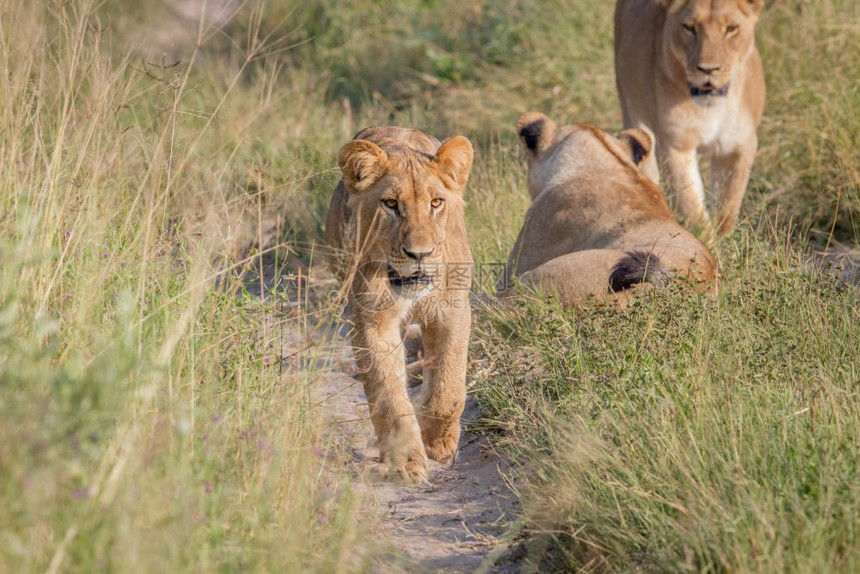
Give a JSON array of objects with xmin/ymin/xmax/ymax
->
[
  {"xmin": 338, "ymin": 136, "xmax": 472, "ymax": 299},
  {"xmin": 663, "ymin": 0, "xmax": 763, "ymax": 101}
]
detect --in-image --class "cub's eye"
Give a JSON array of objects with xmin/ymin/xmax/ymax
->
[
  {"xmin": 430, "ymin": 198, "xmax": 444, "ymax": 209},
  {"xmin": 382, "ymin": 198, "xmax": 398, "ymax": 210},
  {"xmin": 682, "ymin": 22, "xmax": 696, "ymax": 35},
  {"xmin": 725, "ymin": 25, "xmax": 739, "ymax": 36}
]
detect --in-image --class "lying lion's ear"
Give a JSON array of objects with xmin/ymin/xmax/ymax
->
[
  {"xmin": 617, "ymin": 128, "xmax": 654, "ymax": 167},
  {"xmin": 338, "ymin": 140, "xmax": 388, "ymax": 193},
  {"xmin": 434, "ymin": 135, "xmax": 473, "ymax": 190},
  {"xmin": 516, "ymin": 112, "xmax": 556, "ymax": 156}
]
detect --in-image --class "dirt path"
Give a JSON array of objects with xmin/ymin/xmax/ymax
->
[{"xmin": 313, "ymin": 325, "xmax": 520, "ymax": 573}]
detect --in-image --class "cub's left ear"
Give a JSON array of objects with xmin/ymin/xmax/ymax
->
[
  {"xmin": 617, "ymin": 128, "xmax": 654, "ymax": 167},
  {"xmin": 434, "ymin": 136, "xmax": 473, "ymax": 190}
]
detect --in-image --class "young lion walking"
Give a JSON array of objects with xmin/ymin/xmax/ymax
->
[{"xmin": 325, "ymin": 127, "xmax": 474, "ymax": 483}]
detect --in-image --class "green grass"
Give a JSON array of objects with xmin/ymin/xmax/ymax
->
[
  {"xmin": 473, "ymin": 230, "xmax": 859, "ymax": 571},
  {"xmin": 0, "ymin": 2, "xmax": 368, "ymax": 571},
  {"xmin": 1, "ymin": 0, "xmax": 858, "ymax": 572}
]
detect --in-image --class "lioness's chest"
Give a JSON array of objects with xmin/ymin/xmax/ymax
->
[{"xmin": 685, "ymin": 99, "xmax": 751, "ymax": 156}]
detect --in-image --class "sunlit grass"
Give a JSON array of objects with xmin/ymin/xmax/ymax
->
[{"xmin": 1, "ymin": 0, "xmax": 857, "ymax": 571}]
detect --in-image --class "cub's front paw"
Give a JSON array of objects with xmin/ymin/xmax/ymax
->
[
  {"xmin": 383, "ymin": 425, "xmax": 429, "ymax": 484},
  {"xmin": 422, "ymin": 427, "xmax": 459, "ymax": 465}
]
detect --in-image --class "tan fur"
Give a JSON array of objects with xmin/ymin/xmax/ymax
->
[
  {"xmin": 502, "ymin": 112, "xmax": 716, "ymax": 307},
  {"xmin": 325, "ymin": 126, "xmax": 474, "ymax": 483},
  {"xmin": 615, "ymin": 0, "xmax": 766, "ymax": 238}
]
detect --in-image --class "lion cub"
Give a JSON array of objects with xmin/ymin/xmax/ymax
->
[
  {"xmin": 615, "ymin": 0, "xmax": 766, "ymax": 237},
  {"xmin": 501, "ymin": 112, "xmax": 716, "ymax": 307},
  {"xmin": 325, "ymin": 127, "xmax": 474, "ymax": 483}
]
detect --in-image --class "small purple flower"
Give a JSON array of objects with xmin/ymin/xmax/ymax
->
[
  {"xmin": 212, "ymin": 414, "xmax": 221, "ymax": 423},
  {"xmin": 177, "ymin": 258, "xmax": 186, "ymax": 267},
  {"xmin": 204, "ymin": 483, "xmax": 213, "ymax": 494},
  {"xmin": 263, "ymin": 357, "xmax": 271, "ymax": 366},
  {"xmin": 102, "ymin": 252, "xmax": 109, "ymax": 258}
]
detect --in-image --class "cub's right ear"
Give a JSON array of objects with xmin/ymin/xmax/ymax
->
[
  {"xmin": 338, "ymin": 140, "xmax": 389, "ymax": 193},
  {"xmin": 516, "ymin": 112, "xmax": 556, "ymax": 156}
]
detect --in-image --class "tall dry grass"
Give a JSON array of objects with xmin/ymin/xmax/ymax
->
[{"xmin": 0, "ymin": 2, "xmax": 370, "ymax": 571}]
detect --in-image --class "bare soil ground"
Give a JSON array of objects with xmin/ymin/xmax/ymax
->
[{"xmin": 312, "ymin": 326, "xmax": 520, "ymax": 573}]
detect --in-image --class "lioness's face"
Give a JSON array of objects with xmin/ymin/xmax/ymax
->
[
  {"xmin": 339, "ymin": 136, "xmax": 473, "ymax": 298},
  {"xmin": 664, "ymin": 0, "xmax": 762, "ymax": 101}
]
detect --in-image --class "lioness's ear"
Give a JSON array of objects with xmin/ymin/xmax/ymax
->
[
  {"xmin": 516, "ymin": 112, "xmax": 556, "ymax": 156},
  {"xmin": 617, "ymin": 128, "xmax": 654, "ymax": 167},
  {"xmin": 434, "ymin": 135, "xmax": 473, "ymax": 190},
  {"xmin": 338, "ymin": 140, "xmax": 389, "ymax": 193},
  {"xmin": 747, "ymin": 0, "xmax": 764, "ymax": 16}
]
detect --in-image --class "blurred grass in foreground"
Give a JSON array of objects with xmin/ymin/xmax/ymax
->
[{"xmin": 0, "ymin": 2, "xmax": 368, "ymax": 571}]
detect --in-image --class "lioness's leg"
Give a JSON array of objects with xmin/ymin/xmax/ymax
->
[
  {"xmin": 712, "ymin": 139, "xmax": 756, "ymax": 237},
  {"xmin": 417, "ymin": 305, "xmax": 471, "ymax": 464},
  {"xmin": 352, "ymin": 320, "xmax": 428, "ymax": 482},
  {"xmin": 663, "ymin": 146, "xmax": 711, "ymax": 235}
]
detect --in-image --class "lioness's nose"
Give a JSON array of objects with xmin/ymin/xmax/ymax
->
[
  {"xmin": 697, "ymin": 64, "xmax": 721, "ymax": 75},
  {"xmin": 402, "ymin": 246, "xmax": 434, "ymax": 261}
]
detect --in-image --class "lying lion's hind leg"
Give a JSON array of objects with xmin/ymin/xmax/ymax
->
[
  {"xmin": 609, "ymin": 250, "xmax": 672, "ymax": 292},
  {"xmin": 519, "ymin": 249, "xmax": 668, "ymax": 307}
]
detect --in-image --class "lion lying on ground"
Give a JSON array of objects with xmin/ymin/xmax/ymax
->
[
  {"xmin": 615, "ymin": 0, "xmax": 766, "ymax": 238},
  {"xmin": 500, "ymin": 112, "xmax": 716, "ymax": 307},
  {"xmin": 325, "ymin": 126, "xmax": 474, "ymax": 483}
]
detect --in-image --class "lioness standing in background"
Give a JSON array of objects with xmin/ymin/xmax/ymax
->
[
  {"xmin": 326, "ymin": 127, "xmax": 474, "ymax": 483},
  {"xmin": 614, "ymin": 0, "xmax": 765, "ymax": 238}
]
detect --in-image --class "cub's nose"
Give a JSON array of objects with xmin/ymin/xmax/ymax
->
[
  {"xmin": 697, "ymin": 64, "xmax": 721, "ymax": 75},
  {"xmin": 402, "ymin": 246, "xmax": 434, "ymax": 261}
]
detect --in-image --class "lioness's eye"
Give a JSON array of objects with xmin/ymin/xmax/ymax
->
[
  {"xmin": 682, "ymin": 22, "xmax": 696, "ymax": 34},
  {"xmin": 726, "ymin": 25, "xmax": 739, "ymax": 35},
  {"xmin": 382, "ymin": 199, "xmax": 398, "ymax": 210},
  {"xmin": 430, "ymin": 198, "xmax": 444, "ymax": 209}
]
